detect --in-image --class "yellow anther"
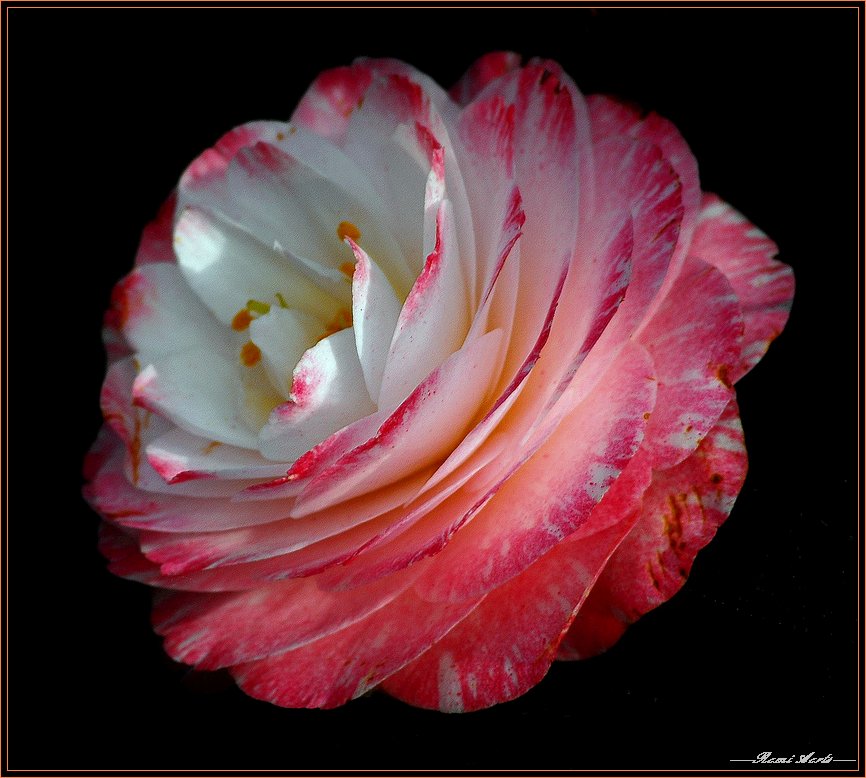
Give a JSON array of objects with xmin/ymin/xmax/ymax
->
[
  {"xmin": 337, "ymin": 221, "xmax": 361, "ymax": 242},
  {"xmin": 246, "ymin": 299, "xmax": 271, "ymax": 316},
  {"xmin": 275, "ymin": 292, "xmax": 289, "ymax": 309},
  {"xmin": 240, "ymin": 341, "xmax": 262, "ymax": 367}
]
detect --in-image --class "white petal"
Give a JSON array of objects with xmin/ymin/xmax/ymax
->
[
  {"xmin": 348, "ymin": 241, "xmax": 402, "ymax": 402},
  {"xmin": 258, "ymin": 328, "xmax": 376, "ymax": 462},
  {"xmin": 249, "ymin": 306, "xmax": 321, "ymax": 398},
  {"xmin": 133, "ymin": 347, "xmax": 257, "ymax": 448}
]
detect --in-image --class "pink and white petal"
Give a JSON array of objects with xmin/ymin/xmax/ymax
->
[
  {"xmin": 145, "ymin": 428, "xmax": 288, "ymax": 485},
  {"xmin": 225, "ymin": 141, "xmax": 413, "ymax": 298},
  {"xmin": 138, "ymin": 467, "xmax": 434, "ymax": 577},
  {"xmin": 176, "ymin": 121, "xmax": 282, "ymax": 216},
  {"xmin": 559, "ymin": 398, "xmax": 748, "ymax": 659},
  {"xmin": 230, "ymin": 585, "xmax": 482, "ymax": 709},
  {"xmin": 257, "ymin": 328, "xmax": 376, "ymax": 463},
  {"xmin": 291, "ymin": 63, "xmax": 373, "ymax": 143},
  {"xmin": 449, "ymin": 51, "xmax": 522, "ymax": 106},
  {"xmin": 378, "ymin": 200, "xmax": 470, "ymax": 410},
  {"xmin": 85, "ymin": 451, "xmax": 298, "ymax": 533},
  {"xmin": 588, "ymin": 94, "xmax": 701, "ymax": 283},
  {"xmin": 134, "ymin": 191, "xmax": 177, "ymax": 266},
  {"xmin": 153, "ymin": 561, "xmax": 426, "ymax": 670},
  {"xmin": 382, "ymin": 519, "xmax": 632, "ymax": 712},
  {"xmin": 107, "ymin": 263, "xmax": 225, "ymax": 365},
  {"xmin": 292, "ymin": 328, "xmax": 504, "ymax": 516},
  {"xmin": 133, "ymin": 347, "xmax": 257, "ymax": 449},
  {"xmin": 348, "ymin": 241, "xmax": 402, "ymax": 402},
  {"xmin": 414, "ymin": 341, "xmax": 656, "ymax": 604},
  {"xmin": 248, "ymin": 306, "xmax": 321, "ymax": 399},
  {"xmin": 637, "ymin": 256, "xmax": 743, "ymax": 470},
  {"xmin": 689, "ymin": 193, "xmax": 794, "ymax": 380},
  {"xmin": 173, "ymin": 206, "xmax": 340, "ymax": 326}
]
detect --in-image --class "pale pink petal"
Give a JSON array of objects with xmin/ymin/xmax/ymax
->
[
  {"xmin": 638, "ymin": 256, "xmax": 743, "ymax": 469},
  {"xmin": 257, "ymin": 328, "xmax": 376, "ymax": 462},
  {"xmin": 291, "ymin": 63, "xmax": 372, "ymax": 142},
  {"xmin": 560, "ymin": 398, "xmax": 747, "ymax": 659},
  {"xmin": 413, "ymin": 341, "xmax": 656, "ymax": 603},
  {"xmin": 690, "ymin": 193, "xmax": 794, "ymax": 380}
]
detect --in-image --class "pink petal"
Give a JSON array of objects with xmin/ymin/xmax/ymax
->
[
  {"xmin": 133, "ymin": 191, "xmax": 177, "ymax": 266},
  {"xmin": 689, "ymin": 194, "xmax": 794, "ymax": 380},
  {"xmin": 411, "ymin": 341, "xmax": 657, "ymax": 603},
  {"xmin": 291, "ymin": 64, "xmax": 373, "ymax": 143},
  {"xmin": 152, "ymin": 561, "xmax": 425, "ymax": 670},
  {"xmin": 638, "ymin": 256, "xmax": 744, "ymax": 469},
  {"xmin": 449, "ymin": 51, "xmax": 522, "ymax": 106},
  {"xmin": 382, "ymin": 520, "xmax": 632, "ymax": 712},
  {"xmin": 230, "ymin": 585, "xmax": 481, "ymax": 709},
  {"xmin": 559, "ymin": 398, "xmax": 748, "ymax": 659}
]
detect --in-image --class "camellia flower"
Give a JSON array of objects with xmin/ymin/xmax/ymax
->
[{"xmin": 85, "ymin": 53, "xmax": 794, "ymax": 711}]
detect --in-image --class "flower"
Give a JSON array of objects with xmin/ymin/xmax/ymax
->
[{"xmin": 84, "ymin": 52, "xmax": 794, "ymax": 712}]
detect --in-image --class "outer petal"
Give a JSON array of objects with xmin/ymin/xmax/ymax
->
[
  {"xmin": 382, "ymin": 521, "xmax": 632, "ymax": 712},
  {"xmin": 637, "ymin": 256, "xmax": 744, "ymax": 469},
  {"xmin": 559, "ymin": 398, "xmax": 748, "ymax": 659},
  {"xmin": 229, "ymin": 585, "xmax": 481, "ymax": 709},
  {"xmin": 449, "ymin": 51, "xmax": 522, "ymax": 106},
  {"xmin": 152, "ymin": 561, "xmax": 424, "ymax": 670},
  {"xmin": 689, "ymin": 193, "xmax": 794, "ymax": 381}
]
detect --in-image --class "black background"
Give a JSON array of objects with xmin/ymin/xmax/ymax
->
[{"xmin": 5, "ymin": 4, "xmax": 861, "ymax": 773}]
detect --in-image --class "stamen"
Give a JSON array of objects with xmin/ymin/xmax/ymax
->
[
  {"xmin": 246, "ymin": 299, "xmax": 271, "ymax": 316},
  {"xmin": 337, "ymin": 221, "xmax": 361, "ymax": 242},
  {"xmin": 240, "ymin": 341, "xmax": 262, "ymax": 367},
  {"xmin": 275, "ymin": 292, "xmax": 289, "ymax": 308},
  {"xmin": 340, "ymin": 262, "xmax": 355, "ymax": 279},
  {"xmin": 231, "ymin": 308, "xmax": 253, "ymax": 331},
  {"xmin": 317, "ymin": 308, "xmax": 353, "ymax": 342}
]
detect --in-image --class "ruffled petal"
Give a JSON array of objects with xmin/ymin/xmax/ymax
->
[
  {"xmin": 559, "ymin": 398, "xmax": 748, "ymax": 659},
  {"xmin": 690, "ymin": 194, "xmax": 794, "ymax": 380}
]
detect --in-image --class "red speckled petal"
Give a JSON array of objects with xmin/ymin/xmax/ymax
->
[
  {"xmin": 560, "ymin": 398, "xmax": 748, "ymax": 659},
  {"xmin": 230, "ymin": 585, "xmax": 481, "ymax": 709},
  {"xmin": 449, "ymin": 51, "xmax": 522, "ymax": 106},
  {"xmin": 638, "ymin": 256, "xmax": 744, "ymax": 469},
  {"xmin": 152, "ymin": 562, "xmax": 426, "ymax": 671},
  {"xmin": 412, "ymin": 341, "xmax": 656, "ymax": 603},
  {"xmin": 690, "ymin": 194, "xmax": 794, "ymax": 381},
  {"xmin": 382, "ymin": 520, "xmax": 632, "ymax": 712}
]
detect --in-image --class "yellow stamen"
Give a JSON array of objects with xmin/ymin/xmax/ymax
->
[
  {"xmin": 240, "ymin": 341, "xmax": 262, "ymax": 367},
  {"xmin": 317, "ymin": 308, "xmax": 353, "ymax": 342},
  {"xmin": 340, "ymin": 261, "xmax": 356, "ymax": 279},
  {"xmin": 337, "ymin": 221, "xmax": 361, "ymax": 242},
  {"xmin": 275, "ymin": 292, "xmax": 289, "ymax": 308},
  {"xmin": 246, "ymin": 299, "xmax": 270, "ymax": 316},
  {"xmin": 231, "ymin": 308, "xmax": 253, "ymax": 331}
]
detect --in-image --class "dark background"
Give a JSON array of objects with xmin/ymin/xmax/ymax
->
[{"xmin": 5, "ymin": 4, "xmax": 861, "ymax": 773}]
